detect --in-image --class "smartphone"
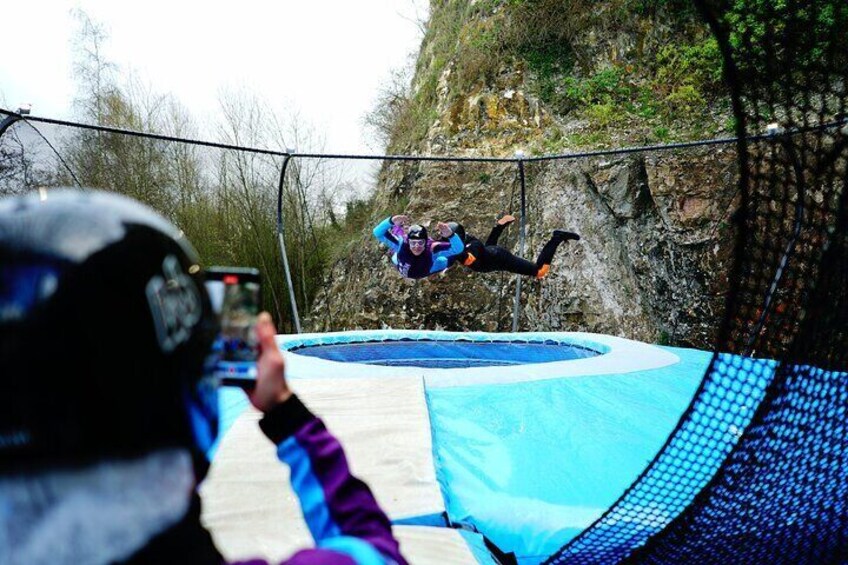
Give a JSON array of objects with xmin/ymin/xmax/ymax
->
[{"xmin": 204, "ymin": 267, "xmax": 261, "ymax": 386}]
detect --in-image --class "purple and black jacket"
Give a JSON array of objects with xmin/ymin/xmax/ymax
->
[
  {"xmin": 372, "ymin": 217, "xmax": 464, "ymax": 279},
  {"xmin": 234, "ymin": 395, "xmax": 406, "ymax": 565},
  {"xmin": 129, "ymin": 394, "xmax": 406, "ymax": 565}
]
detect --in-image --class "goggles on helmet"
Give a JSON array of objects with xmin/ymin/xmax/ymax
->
[{"xmin": 0, "ymin": 261, "xmax": 64, "ymax": 323}]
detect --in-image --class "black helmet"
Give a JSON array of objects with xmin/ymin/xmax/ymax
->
[
  {"xmin": 446, "ymin": 222, "xmax": 466, "ymax": 243},
  {"xmin": 407, "ymin": 224, "xmax": 428, "ymax": 240},
  {"xmin": 0, "ymin": 189, "xmax": 219, "ymax": 473}
]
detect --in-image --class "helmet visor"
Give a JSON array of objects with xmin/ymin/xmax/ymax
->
[{"xmin": 0, "ymin": 262, "xmax": 64, "ymax": 323}]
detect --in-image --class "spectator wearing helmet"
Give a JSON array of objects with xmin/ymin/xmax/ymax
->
[
  {"xmin": 372, "ymin": 214, "xmax": 464, "ymax": 279},
  {"xmin": 445, "ymin": 215, "xmax": 580, "ymax": 279},
  {"xmin": 0, "ymin": 189, "xmax": 406, "ymax": 565}
]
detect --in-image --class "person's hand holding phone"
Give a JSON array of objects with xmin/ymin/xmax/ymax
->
[
  {"xmin": 205, "ymin": 267, "xmax": 261, "ymax": 384},
  {"xmin": 248, "ymin": 312, "xmax": 292, "ymax": 413}
]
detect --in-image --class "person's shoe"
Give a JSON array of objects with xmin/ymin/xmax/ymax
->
[
  {"xmin": 536, "ymin": 264, "xmax": 550, "ymax": 279},
  {"xmin": 554, "ymin": 230, "xmax": 580, "ymax": 241},
  {"xmin": 497, "ymin": 214, "xmax": 516, "ymax": 226}
]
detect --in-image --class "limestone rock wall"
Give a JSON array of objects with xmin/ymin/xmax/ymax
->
[
  {"xmin": 309, "ymin": 146, "xmax": 737, "ymax": 348},
  {"xmin": 305, "ymin": 1, "xmax": 738, "ymax": 349}
]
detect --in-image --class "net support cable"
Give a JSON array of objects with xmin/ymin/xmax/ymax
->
[
  {"xmin": 3, "ymin": 108, "xmax": 846, "ymax": 340},
  {"xmin": 0, "ymin": 113, "xmax": 22, "ymax": 138},
  {"xmin": 3, "ymin": 108, "xmax": 844, "ymax": 165}
]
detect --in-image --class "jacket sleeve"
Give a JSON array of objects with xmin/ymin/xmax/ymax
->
[
  {"xmin": 432, "ymin": 233, "xmax": 464, "ymax": 259},
  {"xmin": 428, "ymin": 233, "xmax": 465, "ymax": 274},
  {"xmin": 259, "ymin": 395, "xmax": 406, "ymax": 565},
  {"xmin": 372, "ymin": 217, "xmax": 400, "ymax": 251}
]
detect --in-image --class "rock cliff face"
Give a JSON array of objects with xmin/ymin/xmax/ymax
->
[
  {"xmin": 519, "ymin": 149, "xmax": 738, "ymax": 346},
  {"xmin": 308, "ymin": 1, "xmax": 737, "ymax": 348}
]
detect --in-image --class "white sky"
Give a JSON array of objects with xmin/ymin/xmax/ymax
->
[{"xmin": 0, "ymin": 0, "xmax": 427, "ymax": 154}]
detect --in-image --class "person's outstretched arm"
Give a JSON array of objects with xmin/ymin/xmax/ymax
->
[
  {"xmin": 428, "ymin": 222, "xmax": 465, "ymax": 274},
  {"xmin": 249, "ymin": 314, "xmax": 406, "ymax": 565},
  {"xmin": 372, "ymin": 216, "xmax": 407, "ymax": 252},
  {"xmin": 432, "ymin": 222, "xmax": 464, "ymax": 258}
]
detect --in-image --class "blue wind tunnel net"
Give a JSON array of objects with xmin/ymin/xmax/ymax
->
[
  {"xmin": 289, "ymin": 339, "xmax": 600, "ymax": 369},
  {"xmin": 545, "ymin": 1, "xmax": 848, "ymax": 563}
]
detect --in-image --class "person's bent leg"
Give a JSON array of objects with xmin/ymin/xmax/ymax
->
[
  {"xmin": 535, "ymin": 230, "xmax": 580, "ymax": 279},
  {"xmin": 485, "ymin": 214, "xmax": 516, "ymax": 246},
  {"xmin": 487, "ymin": 246, "xmax": 538, "ymax": 276}
]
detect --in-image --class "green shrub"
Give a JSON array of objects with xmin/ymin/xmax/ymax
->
[
  {"xmin": 586, "ymin": 103, "xmax": 618, "ymax": 127},
  {"xmin": 556, "ymin": 66, "xmax": 636, "ymax": 114},
  {"xmin": 665, "ymin": 85, "xmax": 705, "ymax": 113},
  {"xmin": 726, "ymin": 0, "xmax": 848, "ymax": 71},
  {"xmin": 654, "ymin": 37, "xmax": 723, "ymax": 98},
  {"xmin": 630, "ymin": 0, "xmax": 697, "ymax": 18},
  {"xmin": 653, "ymin": 126, "xmax": 671, "ymax": 141}
]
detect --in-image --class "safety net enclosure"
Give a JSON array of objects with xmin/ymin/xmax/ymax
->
[
  {"xmin": 0, "ymin": 110, "xmax": 743, "ymax": 343},
  {"xmin": 546, "ymin": 0, "xmax": 848, "ymax": 563}
]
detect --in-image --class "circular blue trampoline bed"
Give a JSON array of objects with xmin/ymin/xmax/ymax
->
[{"xmin": 288, "ymin": 338, "xmax": 601, "ymax": 369}]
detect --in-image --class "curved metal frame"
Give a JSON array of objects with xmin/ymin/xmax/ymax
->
[
  {"xmin": 0, "ymin": 112, "xmax": 23, "ymax": 140},
  {"xmin": 512, "ymin": 159, "xmax": 527, "ymax": 332},
  {"xmin": 277, "ymin": 154, "xmax": 302, "ymax": 333}
]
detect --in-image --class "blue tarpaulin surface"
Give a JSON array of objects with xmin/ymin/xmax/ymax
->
[
  {"xmin": 291, "ymin": 339, "xmax": 600, "ymax": 368},
  {"xmin": 425, "ymin": 346, "xmax": 715, "ymax": 564},
  {"xmin": 207, "ymin": 387, "xmax": 250, "ymax": 459},
  {"xmin": 212, "ymin": 336, "xmax": 740, "ymax": 563}
]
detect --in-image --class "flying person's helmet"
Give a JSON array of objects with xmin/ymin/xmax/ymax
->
[
  {"xmin": 0, "ymin": 189, "xmax": 220, "ymax": 474},
  {"xmin": 446, "ymin": 222, "xmax": 466, "ymax": 243},
  {"xmin": 407, "ymin": 224, "xmax": 428, "ymax": 241}
]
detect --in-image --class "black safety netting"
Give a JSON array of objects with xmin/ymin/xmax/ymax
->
[
  {"xmin": 297, "ymin": 148, "xmax": 738, "ymax": 341},
  {"xmin": 300, "ymin": 157, "xmax": 526, "ymax": 333},
  {"xmin": 0, "ymin": 112, "xmax": 740, "ymax": 340},
  {"xmin": 0, "ymin": 115, "xmax": 360, "ymax": 334},
  {"xmin": 545, "ymin": 1, "xmax": 848, "ymax": 563}
]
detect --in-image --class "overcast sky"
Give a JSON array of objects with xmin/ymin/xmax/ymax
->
[{"xmin": 0, "ymin": 0, "xmax": 427, "ymax": 154}]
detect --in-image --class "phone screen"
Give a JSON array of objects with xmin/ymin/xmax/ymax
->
[{"xmin": 204, "ymin": 267, "xmax": 261, "ymax": 385}]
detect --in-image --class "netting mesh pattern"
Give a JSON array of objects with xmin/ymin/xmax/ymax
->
[
  {"xmin": 545, "ymin": 354, "xmax": 777, "ymax": 563},
  {"xmin": 623, "ymin": 364, "xmax": 848, "ymax": 564},
  {"xmin": 546, "ymin": 1, "xmax": 848, "ymax": 563}
]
